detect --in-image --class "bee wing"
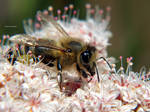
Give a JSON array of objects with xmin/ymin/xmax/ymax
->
[
  {"xmin": 37, "ymin": 11, "xmax": 70, "ymax": 38},
  {"xmin": 9, "ymin": 34, "xmax": 66, "ymax": 52},
  {"xmin": 9, "ymin": 34, "xmax": 37, "ymax": 46}
]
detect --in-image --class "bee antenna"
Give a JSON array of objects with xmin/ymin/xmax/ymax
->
[{"xmin": 97, "ymin": 57, "xmax": 112, "ymax": 70}]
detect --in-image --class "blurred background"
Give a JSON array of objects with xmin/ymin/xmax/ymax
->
[{"xmin": 0, "ymin": 0, "xmax": 150, "ymax": 71}]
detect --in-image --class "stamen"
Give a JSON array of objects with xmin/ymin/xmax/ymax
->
[
  {"xmin": 85, "ymin": 3, "xmax": 91, "ymax": 20},
  {"xmin": 43, "ymin": 10, "xmax": 48, "ymax": 15},
  {"xmin": 48, "ymin": 6, "xmax": 54, "ymax": 17},
  {"xmin": 2, "ymin": 35, "xmax": 7, "ymax": 45},
  {"xmin": 119, "ymin": 56, "xmax": 124, "ymax": 74},
  {"xmin": 98, "ymin": 9, "xmax": 104, "ymax": 21},
  {"xmin": 99, "ymin": 9, "xmax": 104, "ymax": 15},
  {"xmin": 76, "ymin": 9, "xmax": 80, "ymax": 19},
  {"xmin": 64, "ymin": 6, "xmax": 68, "ymax": 15},
  {"xmin": 90, "ymin": 9, "xmax": 95, "ymax": 15},
  {"xmin": 73, "ymin": 10, "xmax": 77, "ymax": 18},
  {"xmin": 106, "ymin": 6, "xmax": 111, "ymax": 21},
  {"xmin": 28, "ymin": 19, "xmax": 33, "ymax": 26},
  {"xmin": 5, "ymin": 35, "xmax": 10, "ymax": 45},
  {"xmin": 35, "ymin": 23, "xmax": 41, "ymax": 29},
  {"xmin": 57, "ymin": 9, "xmax": 61, "ymax": 20},
  {"xmin": 139, "ymin": 66, "xmax": 146, "ymax": 80},
  {"xmin": 97, "ymin": 57, "xmax": 112, "ymax": 70},
  {"xmin": 126, "ymin": 57, "xmax": 133, "ymax": 75},
  {"xmin": 63, "ymin": 6, "xmax": 68, "ymax": 22},
  {"xmin": 68, "ymin": 4, "xmax": 74, "ymax": 21},
  {"xmin": 62, "ymin": 15, "xmax": 66, "ymax": 22},
  {"xmin": 54, "ymin": 17, "xmax": 58, "ymax": 21}
]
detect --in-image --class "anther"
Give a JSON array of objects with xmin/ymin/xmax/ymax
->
[
  {"xmin": 69, "ymin": 4, "xmax": 74, "ymax": 9},
  {"xmin": 43, "ymin": 10, "xmax": 48, "ymax": 15},
  {"xmin": 99, "ymin": 9, "xmax": 103, "ymax": 15},
  {"xmin": 85, "ymin": 4, "xmax": 91, "ymax": 9}
]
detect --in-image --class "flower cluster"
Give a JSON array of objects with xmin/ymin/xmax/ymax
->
[{"xmin": 0, "ymin": 4, "xmax": 150, "ymax": 112}]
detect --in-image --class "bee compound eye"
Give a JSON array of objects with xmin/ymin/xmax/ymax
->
[{"xmin": 81, "ymin": 50, "xmax": 91, "ymax": 63}]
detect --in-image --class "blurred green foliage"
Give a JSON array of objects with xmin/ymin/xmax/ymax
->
[{"xmin": 0, "ymin": 0, "xmax": 150, "ymax": 71}]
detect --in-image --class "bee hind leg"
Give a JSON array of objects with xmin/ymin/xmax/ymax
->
[{"xmin": 6, "ymin": 49, "xmax": 17, "ymax": 65}]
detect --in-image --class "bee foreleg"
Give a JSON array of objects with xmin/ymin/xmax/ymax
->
[
  {"xmin": 57, "ymin": 72, "xmax": 62, "ymax": 91},
  {"xmin": 57, "ymin": 60, "xmax": 63, "ymax": 91},
  {"xmin": 76, "ymin": 64, "xmax": 88, "ymax": 79}
]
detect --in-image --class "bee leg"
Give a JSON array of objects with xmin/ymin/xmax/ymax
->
[
  {"xmin": 88, "ymin": 77, "xmax": 93, "ymax": 83},
  {"xmin": 76, "ymin": 64, "xmax": 88, "ymax": 79},
  {"xmin": 57, "ymin": 72, "xmax": 62, "ymax": 91},
  {"xmin": 57, "ymin": 60, "xmax": 63, "ymax": 91},
  {"xmin": 6, "ymin": 49, "xmax": 17, "ymax": 65}
]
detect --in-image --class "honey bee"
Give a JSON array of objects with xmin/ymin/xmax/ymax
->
[{"xmin": 6, "ymin": 11, "xmax": 111, "ymax": 90}]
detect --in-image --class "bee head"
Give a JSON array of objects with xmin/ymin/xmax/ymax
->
[
  {"xmin": 79, "ymin": 46, "xmax": 111, "ymax": 83},
  {"xmin": 80, "ymin": 46, "xmax": 97, "ymax": 76}
]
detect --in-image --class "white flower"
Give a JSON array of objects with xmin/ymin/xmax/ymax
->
[{"xmin": 0, "ymin": 3, "xmax": 150, "ymax": 112}]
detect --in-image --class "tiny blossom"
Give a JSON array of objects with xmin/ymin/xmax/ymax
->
[{"xmin": 0, "ymin": 4, "xmax": 150, "ymax": 112}]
